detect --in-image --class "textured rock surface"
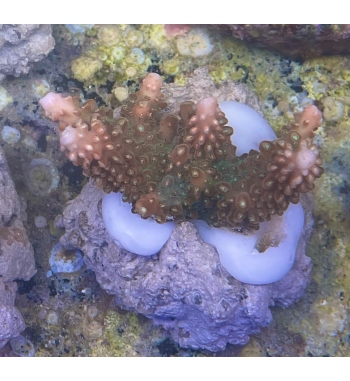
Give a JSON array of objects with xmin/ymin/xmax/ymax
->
[
  {"xmin": 0, "ymin": 147, "xmax": 36, "ymax": 349},
  {"xmin": 0, "ymin": 24, "xmax": 55, "ymax": 81},
  {"xmin": 162, "ymin": 67, "xmax": 262, "ymax": 116},
  {"xmin": 59, "ymin": 181, "xmax": 313, "ymax": 351},
  {"xmin": 0, "ymin": 282, "xmax": 25, "ymax": 349},
  {"xmin": 213, "ymin": 24, "xmax": 350, "ymax": 59}
]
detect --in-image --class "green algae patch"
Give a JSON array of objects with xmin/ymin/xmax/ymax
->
[{"xmin": 91, "ymin": 309, "xmax": 163, "ymax": 356}]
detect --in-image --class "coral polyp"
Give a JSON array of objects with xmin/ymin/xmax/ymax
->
[{"xmin": 40, "ymin": 73, "xmax": 324, "ymax": 230}]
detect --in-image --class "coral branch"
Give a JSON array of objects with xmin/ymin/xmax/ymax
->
[
  {"xmin": 260, "ymin": 104, "xmax": 324, "ymax": 201},
  {"xmin": 40, "ymin": 73, "xmax": 324, "ymax": 230},
  {"xmin": 184, "ymin": 97, "xmax": 231, "ymax": 151}
]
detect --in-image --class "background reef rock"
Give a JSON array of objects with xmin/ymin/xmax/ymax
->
[
  {"xmin": 59, "ymin": 181, "xmax": 312, "ymax": 351},
  {"xmin": 215, "ymin": 24, "xmax": 350, "ymax": 58},
  {"xmin": 0, "ymin": 146, "xmax": 36, "ymax": 349},
  {"xmin": 162, "ymin": 67, "xmax": 262, "ymax": 115},
  {"xmin": 0, "ymin": 24, "xmax": 55, "ymax": 81}
]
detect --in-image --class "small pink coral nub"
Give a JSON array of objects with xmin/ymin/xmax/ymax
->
[
  {"xmin": 140, "ymin": 73, "xmax": 163, "ymax": 100},
  {"xmin": 294, "ymin": 104, "xmax": 322, "ymax": 139},
  {"xmin": 39, "ymin": 92, "xmax": 80, "ymax": 128}
]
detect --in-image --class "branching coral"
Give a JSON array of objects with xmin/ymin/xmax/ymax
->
[{"xmin": 40, "ymin": 73, "xmax": 324, "ymax": 230}]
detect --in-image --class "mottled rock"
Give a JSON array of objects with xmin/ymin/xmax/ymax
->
[
  {"xmin": 0, "ymin": 146, "xmax": 36, "ymax": 349},
  {"xmin": 162, "ymin": 67, "xmax": 262, "ymax": 116},
  {"xmin": 59, "ymin": 181, "xmax": 313, "ymax": 351},
  {"xmin": 0, "ymin": 148, "xmax": 36, "ymax": 281},
  {"xmin": 0, "ymin": 24, "xmax": 55, "ymax": 81},
  {"xmin": 0, "ymin": 280, "xmax": 25, "ymax": 349},
  {"xmin": 213, "ymin": 24, "xmax": 350, "ymax": 58},
  {"xmin": 0, "ymin": 303, "xmax": 25, "ymax": 350}
]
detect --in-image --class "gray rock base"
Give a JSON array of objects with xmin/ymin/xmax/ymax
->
[
  {"xmin": 59, "ymin": 182, "xmax": 313, "ymax": 351},
  {"xmin": 0, "ymin": 24, "xmax": 55, "ymax": 81}
]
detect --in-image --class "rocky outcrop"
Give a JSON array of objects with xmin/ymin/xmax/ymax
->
[
  {"xmin": 58, "ymin": 181, "xmax": 313, "ymax": 351},
  {"xmin": 0, "ymin": 147, "xmax": 36, "ymax": 349},
  {"xmin": 0, "ymin": 24, "xmax": 55, "ymax": 81}
]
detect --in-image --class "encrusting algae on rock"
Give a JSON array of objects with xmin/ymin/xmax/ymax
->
[{"xmin": 39, "ymin": 72, "xmax": 324, "ymax": 231}]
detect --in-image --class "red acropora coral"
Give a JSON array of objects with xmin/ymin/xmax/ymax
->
[{"xmin": 39, "ymin": 73, "xmax": 324, "ymax": 230}]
